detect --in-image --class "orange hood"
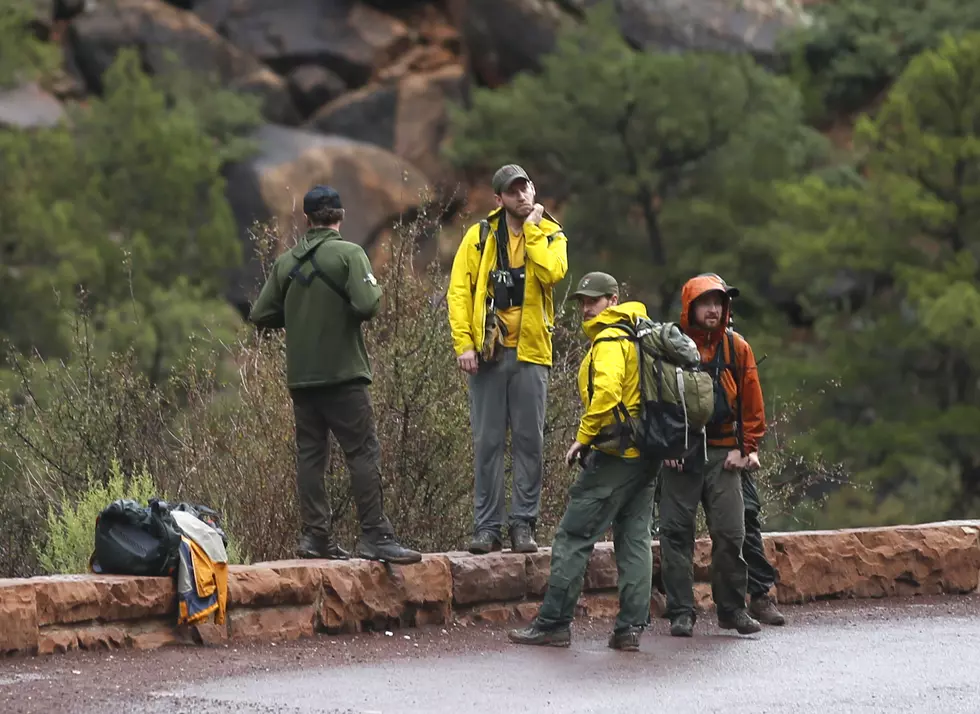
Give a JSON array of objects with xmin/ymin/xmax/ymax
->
[{"xmin": 679, "ymin": 273, "xmax": 739, "ymax": 345}]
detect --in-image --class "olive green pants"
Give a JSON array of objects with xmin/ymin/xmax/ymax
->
[
  {"xmin": 659, "ymin": 447, "xmax": 748, "ymax": 619},
  {"xmin": 534, "ymin": 451, "xmax": 656, "ymax": 633}
]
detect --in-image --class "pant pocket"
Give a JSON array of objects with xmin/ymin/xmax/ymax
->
[{"xmin": 559, "ymin": 484, "xmax": 615, "ymax": 539}]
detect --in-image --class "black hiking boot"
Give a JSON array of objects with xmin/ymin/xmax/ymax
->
[
  {"xmin": 296, "ymin": 533, "xmax": 349, "ymax": 560},
  {"xmin": 608, "ymin": 626, "xmax": 643, "ymax": 652},
  {"xmin": 508, "ymin": 623, "xmax": 571, "ymax": 648},
  {"xmin": 509, "ymin": 523, "xmax": 538, "ymax": 553},
  {"xmin": 670, "ymin": 613, "xmax": 694, "ymax": 638},
  {"xmin": 718, "ymin": 609, "xmax": 762, "ymax": 635},
  {"xmin": 749, "ymin": 594, "xmax": 786, "ymax": 626},
  {"xmin": 354, "ymin": 534, "xmax": 422, "ymax": 565},
  {"xmin": 468, "ymin": 530, "xmax": 503, "ymax": 554}
]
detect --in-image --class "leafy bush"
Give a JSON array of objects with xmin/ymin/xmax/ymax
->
[
  {"xmin": 38, "ymin": 458, "xmax": 160, "ymax": 575},
  {"xmin": 778, "ymin": 0, "xmax": 980, "ymax": 121}
]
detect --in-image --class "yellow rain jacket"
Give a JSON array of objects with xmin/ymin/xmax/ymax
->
[
  {"xmin": 576, "ymin": 301, "xmax": 649, "ymax": 459},
  {"xmin": 447, "ymin": 208, "xmax": 568, "ymax": 367}
]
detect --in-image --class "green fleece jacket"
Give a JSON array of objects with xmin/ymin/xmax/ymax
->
[{"xmin": 249, "ymin": 228, "xmax": 381, "ymax": 389}]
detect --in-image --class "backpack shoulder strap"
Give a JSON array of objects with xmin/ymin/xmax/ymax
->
[
  {"xmin": 727, "ymin": 328, "xmax": 745, "ymax": 455},
  {"xmin": 477, "ymin": 219, "xmax": 491, "ymax": 252},
  {"xmin": 593, "ymin": 322, "xmax": 636, "ymax": 345},
  {"xmin": 284, "ymin": 243, "xmax": 351, "ymax": 304}
]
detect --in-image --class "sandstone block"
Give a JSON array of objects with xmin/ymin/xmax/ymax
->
[
  {"xmin": 228, "ymin": 561, "xmax": 321, "ymax": 607},
  {"xmin": 650, "ymin": 590, "xmax": 667, "ymax": 619},
  {"xmin": 525, "ymin": 550, "xmax": 551, "ymax": 597},
  {"xmin": 461, "ymin": 603, "xmax": 520, "ymax": 625},
  {"xmin": 37, "ymin": 626, "xmax": 78, "ymax": 656},
  {"xmin": 693, "ymin": 583, "xmax": 715, "ymax": 613},
  {"xmin": 576, "ymin": 593, "xmax": 620, "ymax": 620},
  {"xmin": 229, "ymin": 606, "xmax": 316, "ymax": 642},
  {"xmin": 583, "ymin": 541, "xmax": 618, "ymax": 591},
  {"xmin": 449, "ymin": 552, "xmax": 527, "ymax": 605},
  {"xmin": 33, "ymin": 575, "xmax": 102, "ymax": 626},
  {"xmin": 125, "ymin": 620, "xmax": 180, "ymax": 651},
  {"xmin": 515, "ymin": 602, "xmax": 540, "ymax": 622},
  {"xmin": 318, "ymin": 555, "xmax": 452, "ymax": 633},
  {"xmin": 0, "ymin": 580, "xmax": 38, "ymax": 654},
  {"xmin": 769, "ymin": 523, "xmax": 980, "ymax": 603},
  {"xmin": 98, "ymin": 575, "xmax": 176, "ymax": 621}
]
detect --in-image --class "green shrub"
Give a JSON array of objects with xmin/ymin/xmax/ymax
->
[{"xmin": 37, "ymin": 458, "xmax": 160, "ymax": 575}]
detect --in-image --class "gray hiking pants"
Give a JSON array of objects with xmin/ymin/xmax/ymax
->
[{"xmin": 468, "ymin": 347, "xmax": 548, "ymax": 536}]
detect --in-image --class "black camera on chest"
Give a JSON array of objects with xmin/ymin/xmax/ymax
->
[
  {"xmin": 490, "ymin": 221, "xmax": 527, "ymax": 310},
  {"xmin": 491, "ymin": 266, "xmax": 526, "ymax": 309}
]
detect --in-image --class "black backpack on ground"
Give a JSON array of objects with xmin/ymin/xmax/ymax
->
[{"xmin": 90, "ymin": 498, "xmax": 182, "ymax": 577}]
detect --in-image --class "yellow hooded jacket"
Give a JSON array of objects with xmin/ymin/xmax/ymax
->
[
  {"xmin": 576, "ymin": 301, "xmax": 649, "ymax": 460},
  {"xmin": 447, "ymin": 208, "xmax": 568, "ymax": 367}
]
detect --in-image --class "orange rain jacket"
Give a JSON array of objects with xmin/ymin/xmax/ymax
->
[{"xmin": 679, "ymin": 274, "xmax": 766, "ymax": 454}]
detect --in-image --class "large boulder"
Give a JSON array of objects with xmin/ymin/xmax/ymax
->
[
  {"xmin": 452, "ymin": 0, "xmax": 810, "ymax": 86},
  {"xmin": 67, "ymin": 0, "xmax": 298, "ymax": 124},
  {"xmin": 450, "ymin": 0, "xmax": 569, "ymax": 87},
  {"xmin": 223, "ymin": 124, "xmax": 431, "ymax": 306},
  {"xmin": 0, "ymin": 83, "xmax": 65, "ymax": 129},
  {"xmin": 307, "ymin": 64, "xmax": 468, "ymax": 185},
  {"xmin": 194, "ymin": 0, "xmax": 411, "ymax": 87},
  {"xmin": 605, "ymin": 0, "xmax": 811, "ymax": 60}
]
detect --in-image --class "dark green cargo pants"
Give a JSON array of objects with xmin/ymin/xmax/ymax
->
[
  {"xmin": 534, "ymin": 451, "xmax": 656, "ymax": 633},
  {"xmin": 290, "ymin": 383, "xmax": 394, "ymax": 541},
  {"xmin": 660, "ymin": 446, "xmax": 748, "ymax": 619}
]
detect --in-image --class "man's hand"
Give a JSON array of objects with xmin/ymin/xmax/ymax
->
[
  {"xmin": 723, "ymin": 449, "xmax": 746, "ymax": 471},
  {"xmin": 663, "ymin": 459, "xmax": 683, "ymax": 470},
  {"xmin": 526, "ymin": 203, "xmax": 545, "ymax": 226},
  {"xmin": 457, "ymin": 350, "xmax": 479, "ymax": 375},
  {"xmin": 565, "ymin": 441, "xmax": 588, "ymax": 466},
  {"xmin": 744, "ymin": 452, "xmax": 761, "ymax": 472}
]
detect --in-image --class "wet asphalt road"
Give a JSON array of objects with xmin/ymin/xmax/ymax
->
[{"xmin": 3, "ymin": 595, "xmax": 979, "ymax": 714}]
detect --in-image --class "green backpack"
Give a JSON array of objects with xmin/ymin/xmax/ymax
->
[{"xmin": 592, "ymin": 316, "xmax": 714, "ymax": 460}]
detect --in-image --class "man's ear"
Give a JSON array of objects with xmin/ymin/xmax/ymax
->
[
  {"xmin": 611, "ymin": 294, "xmax": 620, "ymax": 306},
  {"xmin": 494, "ymin": 193, "xmax": 504, "ymax": 208}
]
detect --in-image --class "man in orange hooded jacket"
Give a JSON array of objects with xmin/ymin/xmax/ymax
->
[{"xmin": 659, "ymin": 273, "xmax": 767, "ymax": 637}]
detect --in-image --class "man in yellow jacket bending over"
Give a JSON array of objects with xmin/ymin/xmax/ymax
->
[
  {"xmin": 448, "ymin": 164, "xmax": 568, "ymax": 555},
  {"xmin": 509, "ymin": 272, "xmax": 656, "ymax": 651}
]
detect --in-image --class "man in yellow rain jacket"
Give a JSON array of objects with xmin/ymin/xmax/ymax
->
[
  {"xmin": 448, "ymin": 164, "xmax": 568, "ymax": 554},
  {"xmin": 508, "ymin": 272, "xmax": 657, "ymax": 652}
]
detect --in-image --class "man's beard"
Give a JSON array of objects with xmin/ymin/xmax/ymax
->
[{"xmin": 504, "ymin": 204, "xmax": 532, "ymax": 220}]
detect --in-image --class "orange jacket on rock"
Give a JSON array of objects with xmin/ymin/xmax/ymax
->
[{"xmin": 679, "ymin": 274, "xmax": 766, "ymax": 454}]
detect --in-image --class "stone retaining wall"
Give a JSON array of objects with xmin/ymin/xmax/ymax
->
[{"xmin": 2, "ymin": 521, "xmax": 978, "ymax": 658}]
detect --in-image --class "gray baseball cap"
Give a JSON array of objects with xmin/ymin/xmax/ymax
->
[
  {"xmin": 571, "ymin": 272, "xmax": 620, "ymax": 299},
  {"xmin": 492, "ymin": 164, "xmax": 530, "ymax": 194}
]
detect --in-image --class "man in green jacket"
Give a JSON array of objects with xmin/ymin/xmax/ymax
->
[{"xmin": 249, "ymin": 185, "xmax": 421, "ymax": 565}]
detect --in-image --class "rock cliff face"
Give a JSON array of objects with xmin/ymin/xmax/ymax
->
[{"xmin": 21, "ymin": 0, "xmax": 810, "ymax": 304}]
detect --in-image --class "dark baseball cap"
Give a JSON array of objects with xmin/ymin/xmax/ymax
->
[
  {"xmin": 492, "ymin": 164, "xmax": 530, "ymax": 194},
  {"xmin": 303, "ymin": 185, "xmax": 343, "ymax": 215},
  {"xmin": 571, "ymin": 272, "xmax": 620, "ymax": 299}
]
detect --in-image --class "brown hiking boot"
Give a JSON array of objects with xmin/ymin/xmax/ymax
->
[
  {"xmin": 749, "ymin": 594, "xmax": 786, "ymax": 626},
  {"xmin": 510, "ymin": 523, "xmax": 538, "ymax": 553},
  {"xmin": 718, "ymin": 609, "xmax": 762, "ymax": 635}
]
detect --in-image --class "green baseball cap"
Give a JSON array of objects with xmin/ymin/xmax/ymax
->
[
  {"xmin": 491, "ymin": 164, "xmax": 530, "ymax": 194},
  {"xmin": 571, "ymin": 272, "xmax": 619, "ymax": 299}
]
